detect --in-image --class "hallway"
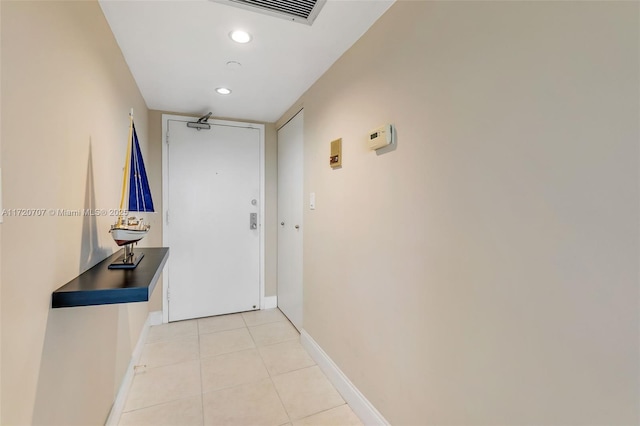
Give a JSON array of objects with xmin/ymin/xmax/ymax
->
[{"xmin": 118, "ymin": 309, "xmax": 362, "ymax": 425}]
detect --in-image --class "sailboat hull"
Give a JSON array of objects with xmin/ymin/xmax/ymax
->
[{"xmin": 110, "ymin": 227, "xmax": 148, "ymax": 246}]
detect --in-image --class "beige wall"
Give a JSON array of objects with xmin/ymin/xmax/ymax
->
[
  {"xmin": 148, "ymin": 110, "xmax": 278, "ymax": 300},
  {"xmin": 264, "ymin": 122, "xmax": 277, "ymax": 298},
  {"xmin": 0, "ymin": 1, "xmax": 3, "ymax": 421},
  {"xmin": 280, "ymin": 2, "xmax": 639, "ymax": 425},
  {"xmin": 1, "ymin": 1, "xmax": 155, "ymax": 424},
  {"xmin": 146, "ymin": 110, "xmax": 165, "ymax": 311}
]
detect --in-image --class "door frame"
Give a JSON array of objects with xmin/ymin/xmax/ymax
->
[
  {"xmin": 161, "ymin": 114, "xmax": 266, "ymax": 323},
  {"xmin": 276, "ymin": 108, "xmax": 304, "ymax": 330}
]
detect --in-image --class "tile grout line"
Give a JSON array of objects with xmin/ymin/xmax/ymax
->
[
  {"xmin": 292, "ymin": 402, "xmax": 351, "ymax": 424},
  {"xmin": 199, "ymin": 346, "xmax": 259, "ymax": 363},
  {"xmin": 262, "ymin": 350, "xmax": 293, "ymax": 425},
  {"xmin": 133, "ymin": 356, "xmax": 199, "ymax": 373},
  {"xmin": 199, "ymin": 350, "xmax": 277, "ymax": 393},
  {"xmin": 200, "ymin": 376, "xmax": 270, "ymax": 397},
  {"xmin": 198, "ymin": 333, "xmax": 306, "ymax": 394},
  {"xmin": 125, "ymin": 322, "xmax": 203, "ymax": 418},
  {"xmin": 119, "ymin": 394, "xmax": 203, "ymax": 417},
  {"xmin": 131, "ymin": 311, "xmax": 295, "ymax": 424},
  {"xmin": 200, "ymin": 318, "xmax": 284, "ymax": 424},
  {"xmin": 244, "ymin": 318, "xmax": 286, "ymax": 327},
  {"xmin": 199, "ymin": 321, "xmax": 263, "ymax": 396},
  {"xmin": 248, "ymin": 311, "xmax": 293, "ymax": 424},
  {"xmin": 268, "ymin": 362, "xmax": 319, "ymax": 379},
  {"xmin": 198, "ymin": 325, "xmax": 245, "ymax": 336},
  {"xmin": 198, "ymin": 343, "xmax": 315, "ymax": 396},
  {"xmin": 266, "ymin": 360, "xmax": 350, "ymax": 423},
  {"xmin": 133, "ymin": 332, "xmax": 200, "ymax": 372},
  {"xmin": 269, "ymin": 363, "xmax": 337, "ymax": 423}
]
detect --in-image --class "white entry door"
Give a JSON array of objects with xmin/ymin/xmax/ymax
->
[
  {"xmin": 277, "ymin": 110, "xmax": 304, "ymax": 330},
  {"xmin": 166, "ymin": 119, "xmax": 262, "ymax": 322}
]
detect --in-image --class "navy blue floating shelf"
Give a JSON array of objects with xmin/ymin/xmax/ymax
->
[{"xmin": 52, "ymin": 247, "xmax": 169, "ymax": 308}]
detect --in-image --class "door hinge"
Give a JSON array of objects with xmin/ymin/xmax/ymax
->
[
  {"xmin": 167, "ymin": 287, "xmax": 170, "ymax": 301},
  {"xmin": 166, "ymin": 131, "xmax": 169, "ymax": 144},
  {"xmin": 166, "ymin": 210, "xmax": 169, "ymax": 224}
]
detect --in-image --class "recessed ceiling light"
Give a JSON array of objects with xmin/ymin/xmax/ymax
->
[
  {"xmin": 226, "ymin": 61, "xmax": 242, "ymax": 70},
  {"xmin": 216, "ymin": 87, "xmax": 232, "ymax": 95},
  {"xmin": 229, "ymin": 30, "xmax": 252, "ymax": 44}
]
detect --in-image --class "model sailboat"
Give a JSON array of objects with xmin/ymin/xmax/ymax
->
[{"xmin": 109, "ymin": 111, "xmax": 154, "ymax": 269}]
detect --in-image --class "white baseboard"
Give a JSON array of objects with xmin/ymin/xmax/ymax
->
[
  {"xmin": 261, "ymin": 295, "xmax": 278, "ymax": 309},
  {"xmin": 149, "ymin": 310, "xmax": 163, "ymax": 326},
  {"xmin": 105, "ymin": 310, "xmax": 160, "ymax": 425},
  {"xmin": 300, "ymin": 330, "xmax": 389, "ymax": 426}
]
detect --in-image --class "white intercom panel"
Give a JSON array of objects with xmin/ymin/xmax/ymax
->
[{"xmin": 368, "ymin": 124, "xmax": 395, "ymax": 150}]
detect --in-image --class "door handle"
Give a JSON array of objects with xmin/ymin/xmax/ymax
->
[{"xmin": 250, "ymin": 213, "xmax": 257, "ymax": 230}]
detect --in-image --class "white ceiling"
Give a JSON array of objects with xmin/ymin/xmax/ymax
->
[{"xmin": 99, "ymin": 0, "xmax": 395, "ymax": 123}]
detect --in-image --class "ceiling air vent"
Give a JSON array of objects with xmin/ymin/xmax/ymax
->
[{"xmin": 211, "ymin": 0, "xmax": 327, "ymax": 25}]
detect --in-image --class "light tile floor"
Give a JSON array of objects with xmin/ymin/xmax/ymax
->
[{"xmin": 118, "ymin": 308, "xmax": 363, "ymax": 426}]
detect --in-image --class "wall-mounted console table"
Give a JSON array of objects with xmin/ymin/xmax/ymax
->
[{"xmin": 52, "ymin": 247, "xmax": 169, "ymax": 308}]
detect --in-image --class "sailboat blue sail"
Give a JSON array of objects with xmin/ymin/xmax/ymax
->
[
  {"xmin": 128, "ymin": 123, "xmax": 155, "ymax": 213},
  {"xmin": 109, "ymin": 112, "xmax": 154, "ymax": 269}
]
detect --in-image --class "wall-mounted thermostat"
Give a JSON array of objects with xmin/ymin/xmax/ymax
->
[{"xmin": 368, "ymin": 124, "xmax": 395, "ymax": 150}]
